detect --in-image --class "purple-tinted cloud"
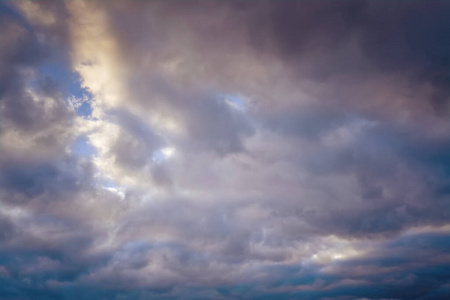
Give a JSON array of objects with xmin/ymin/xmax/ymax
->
[{"xmin": 1, "ymin": 1, "xmax": 449, "ymax": 299}]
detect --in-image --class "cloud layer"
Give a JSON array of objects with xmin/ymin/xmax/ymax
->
[{"xmin": 1, "ymin": 1, "xmax": 449, "ymax": 299}]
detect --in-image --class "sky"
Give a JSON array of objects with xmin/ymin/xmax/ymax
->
[{"xmin": 0, "ymin": 1, "xmax": 450, "ymax": 299}]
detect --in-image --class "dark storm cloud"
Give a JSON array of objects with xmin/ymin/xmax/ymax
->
[
  {"xmin": 222, "ymin": 0, "xmax": 450, "ymax": 240},
  {"xmin": 1, "ymin": 1, "xmax": 450, "ymax": 299},
  {"xmin": 298, "ymin": 123, "xmax": 450, "ymax": 237},
  {"xmin": 219, "ymin": 1, "xmax": 450, "ymax": 133},
  {"xmin": 314, "ymin": 232, "xmax": 450, "ymax": 300},
  {"xmin": 254, "ymin": 1, "xmax": 450, "ymax": 89}
]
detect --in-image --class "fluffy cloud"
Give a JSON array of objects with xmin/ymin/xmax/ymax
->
[{"xmin": 1, "ymin": 1, "xmax": 449, "ymax": 299}]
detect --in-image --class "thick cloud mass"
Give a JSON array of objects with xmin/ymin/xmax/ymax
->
[{"xmin": 1, "ymin": 1, "xmax": 449, "ymax": 299}]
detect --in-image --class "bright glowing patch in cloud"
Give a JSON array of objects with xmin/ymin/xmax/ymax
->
[
  {"xmin": 161, "ymin": 146, "xmax": 175, "ymax": 158},
  {"xmin": 152, "ymin": 146, "xmax": 176, "ymax": 163}
]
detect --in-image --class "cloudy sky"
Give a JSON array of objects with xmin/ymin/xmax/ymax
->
[{"xmin": 1, "ymin": 1, "xmax": 450, "ymax": 299}]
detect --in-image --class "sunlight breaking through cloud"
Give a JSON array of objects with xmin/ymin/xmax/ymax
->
[{"xmin": 1, "ymin": 1, "xmax": 449, "ymax": 299}]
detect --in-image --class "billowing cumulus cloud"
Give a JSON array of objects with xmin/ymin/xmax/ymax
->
[{"xmin": 1, "ymin": 1, "xmax": 449, "ymax": 299}]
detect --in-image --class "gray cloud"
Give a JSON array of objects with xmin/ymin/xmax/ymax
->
[{"xmin": 1, "ymin": 1, "xmax": 449, "ymax": 299}]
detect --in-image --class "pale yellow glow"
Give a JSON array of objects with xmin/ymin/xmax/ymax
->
[{"xmin": 309, "ymin": 235, "xmax": 365, "ymax": 264}]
